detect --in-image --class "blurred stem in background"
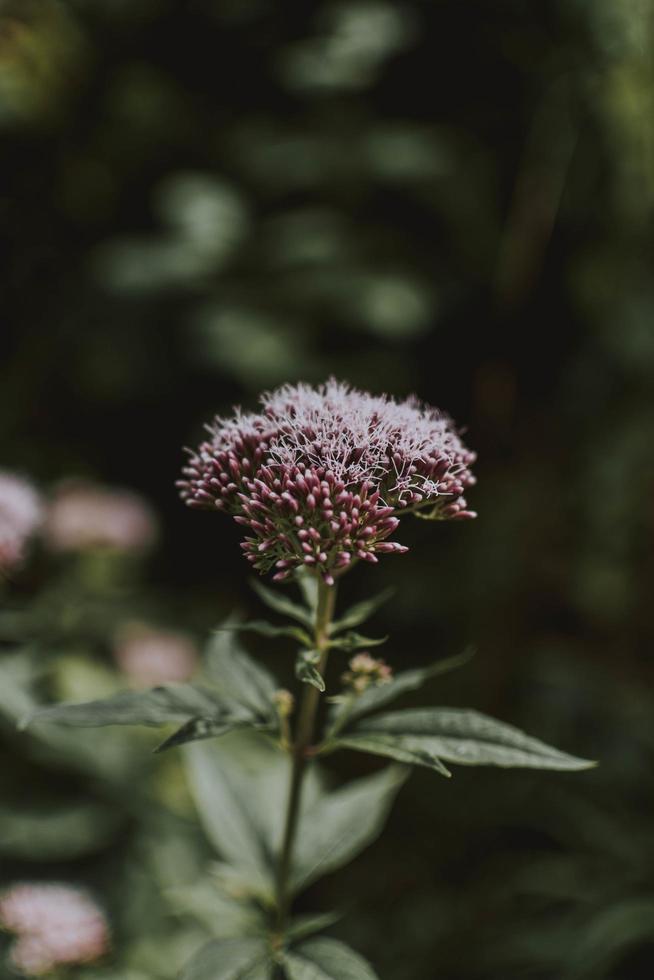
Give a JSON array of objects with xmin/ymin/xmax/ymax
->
[{"xmin": 275, "ymin": 579, "xmax": 337, "ymax": 934}]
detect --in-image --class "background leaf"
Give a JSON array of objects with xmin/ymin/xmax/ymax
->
[
  {"xmin": 290, "ymin": 766, "xmax": 408, "ymax": 891},
  {"xmin": 329, "ymin": 589, "xmax": 394, "ymax": 635},
  {"xmin": 181, "ymin": 937, "xmax": 271, "ymax": 980},
  {"xmin": 205, "ymin": 630, "xmax": 278, "ymax": 719},
  {"xmin": 284, "ymin": 938, "xmax": 379, "ymax": 980},
  {"xmin": 0, "ymin": 801, "xmax": 123, "ymax": 860},
  {"xmin": 251, "ymin": 580, "xmax": 313, "ymax": 628}
]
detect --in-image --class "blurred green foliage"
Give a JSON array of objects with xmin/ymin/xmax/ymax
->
[{"xmin": 2, "ymin": 0, "xmax": 654, "ymax": 976}]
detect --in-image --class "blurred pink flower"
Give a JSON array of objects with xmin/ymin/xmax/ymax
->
[
  {"xmin": 114, "ymin": 623, "xmax": 198, "ymax": 686},
  {"xmin": 0, "ymin": 883, "xmax": 110, "ymax": 976},
  {"xmin": 0, "ymin": 472, "xmax": 43, "ymax": 573},
  {"xmin": 179, "ymin": 379, "xmax": 476, "ymax": 584},
  {"xmin": 44, "ymin": 481, "xmax": 157, "ymax": 553}
]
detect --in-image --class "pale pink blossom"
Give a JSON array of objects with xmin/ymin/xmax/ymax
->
[
  {"xmin": 44, "ymin": 481, "xmax": 157, "ymax": 553},
  {"xmin": 0, "ymin": 883, "xmax": 109, "ymax": 975},
  {"xmin": 178, "ymin": 379, "xmax": 476, "ymax": 583},
  {"xmin": 0, "ymin": 472, "xmax": 43, "ymax": 572},
  {"xmin": 113, "ymin": 623, "xmax": 198, "ymax": 686}
]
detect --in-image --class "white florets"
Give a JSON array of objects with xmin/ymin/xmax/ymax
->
[{"xmin": 260, "ymin": 379, "xmax": 474, "ymax": 499}]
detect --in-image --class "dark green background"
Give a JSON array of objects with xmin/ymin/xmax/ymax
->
[{"xmin": 2, "ymin": 1, "xmax": 654, "ymax": 977}]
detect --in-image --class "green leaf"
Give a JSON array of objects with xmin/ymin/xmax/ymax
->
[
  {"xmin": 332, "ymin": 734, "xmax": 451, "ymax": 777},
  {"xmin": 184, "ymin": 732, "xmax": 324, "ymax": 897},
  {"xmin": 185, "ymin": 736, "xmax": 279, "ymax": 895},
  {"xmin": 562, "ymin": 899, "xmax": 654, "ymax": 980},
  {"xmin": 284, "ymin": 938, "xmax": 379, "ymax": 980},
  {"xmin": 352, "ymin": 708, "xmax": 596, "ymax": 771},
  {"xmin": 251, "ymin": 579, "xmax": 313, "ymax": 628},
  {"xmin": 291, "ymin": 766, "xmax": 407, "ymax": 891},
  {"xmin": 181, "ymin": 937, "xmax": 271, "ymax": 980},
  {"xmin": 330, "ymin": 588, "xmax": 394, "ymax": 635},
  {"xmin": 295, "ymin": 570, "xmax": 318, "ymax": 616},
  {"xmin": 220, "ymin": 621, "xmax": 312, "ymax": 646},
  {"xmin": 0, "ymin": 801, "xmax": 123, "ymax": 860},
  {"xmin": 296, "ymin": 651, "xmax": 325, "ymax": 692},
  {"xmin": 329, "ymin": 648, "xmax": 475, "ymax": 729},
  {"xmin": 165, "ymin": 878, "xmax": 266, "ymax": 939},
  {"xmin": 206, "ymin": 629, "xmax": 278, "ymax": 719},
  {"xmin": 0, "ymin": 651, "xmax": 40, "ymax": 721},
  {"xmin": 286, "ymin": 911, "xmax": 343, "ymax": 943},
  {"xmin": 154, "ymin": 717, "xmax": 260, "ymax": 753},
  {"xmin": 21, "ymin": 684, "xmax": 227, "ymax": 730},
  {"xmin": 328, "ymin": 632, "xmax": 387, "ymax": 652}
]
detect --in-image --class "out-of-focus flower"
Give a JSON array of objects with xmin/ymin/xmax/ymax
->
[
  {"xmin": 342, "ymin": 652, "xmax": 392, "ymax": 694},
  {"xmin": 43, "ymin": 481, "xmax": 157, "ymax": 553},
  {"xmin": 0, "ymin": 472, "xmax": 43, "ymax": 573},
  {"xmin": 0, "ymin": 883, "xmax": 109, "ymax": 976},
  {"xmin": 178, "ymin": 379, "xmax": 476, "ymax": 584},
  {"xmin": 113, "ymin": 623, "xmax": 198, "ymax": 686}
]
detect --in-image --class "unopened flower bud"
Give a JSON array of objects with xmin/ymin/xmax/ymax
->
[
  {"xmin": 272, "ymin": 689, "xmax": 295, "ymax": 717},
  {"xmin": 342, "ymin": 653, "xmax": 393, "ymax": 695}
]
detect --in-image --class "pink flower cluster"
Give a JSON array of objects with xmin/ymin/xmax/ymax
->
[
  {"xmin": 178, "ymin": 380, "xmax": 476, "ymax": 584},
  {"xmin": 44, "ymin": 481, "xmax": 157, "ymax": 553},
  {"xmin": 0, "ymin": 883, "xmax": 109, "ymax": 976},
  {"xmin": 0, "ymin": 472, "xmax": 43, "ymax": 573},
  {"xmin": 113, "ymin": 622, "xmax": 198, "ymax": 686}
]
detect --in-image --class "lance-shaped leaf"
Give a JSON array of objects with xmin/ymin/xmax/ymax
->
[
  {"xmin": 328, "ymin": 632, "xmax": 387, "ymax": 652},
  {"xmin": 251, "ymin": 579, "xmax": 313, "ymax": 628},
  {"xmin": 181, "ymin": 937, "xmax": 272, "ymax": 980},
  {"xmin": 220, "ymin": 621, "xmax": 312, "ymax": 646},
  {"xmin": 350, "ymin": 708, "xmax": 596, "ymax": 771},
  {"xmin": 20, "ymin": 684, "xmax": 227, "ymax": 731},
  {"xmin": 331, "ymin": 734, "xmax": 451, "ymax": 777},
  {"xmin": 206, "ymin": 630, "xmax": 278, "ymax": 720},
  {"xmin": 290, "ymin": 766, "xmax": 407, "ymax": 892},
  {"xmin": 328, "ymin": 648, "xmax": 475, "ymax": 731},
  {"xmin": 154, "ymin": 717, "xmax": 259, "ymax": 754},
  {"xmin": 286, "ymin": 911, "xmax": 343, "ymax": 943},
  {"xmin": 296, "ymin": 650, "xmax": 325, "ymax": 692},
  {"xmin": 284, "ymin": 938, "xmax": 379, "ymax": 980},
  {"xmin": 329, "ymin": 588, "xmax": 394, "ymax": 635},
  {"xmin": 184, "ymin": 732, "xmax": 323, "ymax": 897}
]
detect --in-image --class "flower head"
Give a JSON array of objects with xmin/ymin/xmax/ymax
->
[
  {"xmin": 0, "ymin": 883, "xmax": 110, "ymax": 976},
  {"xmin": 44, "ymin": 481, "xmax": 157, "ymax": 553},
  {"xmin": 113, "ymin": 623, "xmax": 198, "ymax": 686},
  {"xmin": 0, "ymin": 472, "xmax": 43, "ymax": 573},
  {"xmin": 178, "ymin": 379, "xmax": 476, "ymax": 584}
]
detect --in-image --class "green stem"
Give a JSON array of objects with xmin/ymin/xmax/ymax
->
[{"xmin": 275, "ymin": 577, "xmax": 337, "ymax": 933}]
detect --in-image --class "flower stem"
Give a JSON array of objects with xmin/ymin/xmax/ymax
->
[{"xmin": 275, "ymin": 577, "xmax": 337, "ymax": 933}]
